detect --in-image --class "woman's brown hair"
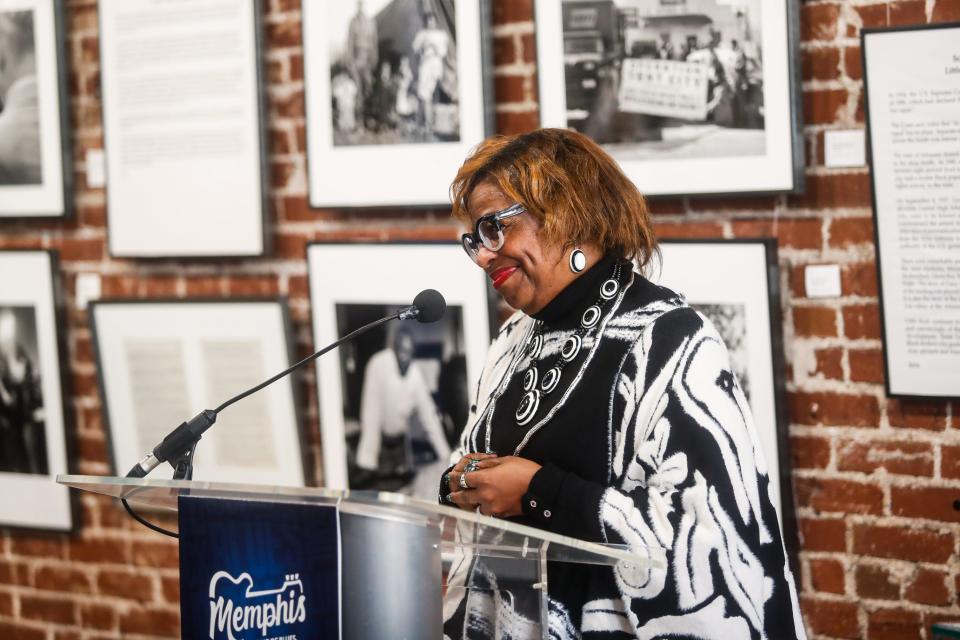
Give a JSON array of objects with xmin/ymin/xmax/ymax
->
[{"xmin": 450, "ymin": 128, "xmax": 657, "ymax": 267}]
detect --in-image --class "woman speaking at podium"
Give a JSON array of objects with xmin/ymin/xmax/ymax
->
[{"xmin": 440, "ymin": 129, "xmax": 805, "ymax": 639}]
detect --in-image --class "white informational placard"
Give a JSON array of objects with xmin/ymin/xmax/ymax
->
[
  {"xmin": 618, "ymin": 58, "xmax": 709, "ymax": 120},
  {"xmin": 98, "ymin": 0, "xmax": 266, "ymax": 256},
  {"xmin": 0, "ymin": 0, "xmax": 69, "ymax": 217},
  {"xmin": 824, "ymin": 129, "xmax": 866, "ymax": 168},
  {"xmin": 652, "ymin": 241, "xmax": 789, "ymax": 529},
  {"xmin": 863, "ymin": 25, "xmax": 960, "ymax": 399},
  {"xmin": 302, "ymin": 1, "xmax": 491, "ymax": 206},
  {"xmin": 535, "ymin": 0, "xmax": 802, "ymax": 196},
  {"xmin": 308, "ymin": 243, "xmax": 491, "ymax": 499},
  {"xmin": 91, "ymin": 301, "xmax": 305, "ymax": 486},
  {"xmin": 0, "ymin": 251, "xmax": 73, "ymax": 531}
]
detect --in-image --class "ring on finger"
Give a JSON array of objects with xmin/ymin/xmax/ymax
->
[
  {"xmin": 465, "ymin": 459, "xmax": 480, "ymax": 473},
  {"xmin": 458, "ymin": 471, "xmax": 471, "ymax": 490}
]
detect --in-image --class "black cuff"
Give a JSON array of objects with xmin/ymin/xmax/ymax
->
[
  {"xmin": 521, "ymin": 463, "xmax": 566, "ymax": 529},
  {"xmin": 438, "ymin": 464, "xmax": 456, "ymax": 505}
]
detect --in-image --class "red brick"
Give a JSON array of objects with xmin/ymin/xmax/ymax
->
[
  {"xmin": 76, "ymin": 431, "xmax": 109, "ymax": 465},
  {"xmin": 131, "ymin": 540, "xmax": 179, "ymax": 569},
  {"xmin": 841, "ymin": 263, "xmax": 879, "ymax": 297},
  {"xmin": 492, "ymin": 0, "xmax": 533, "ymax": 25},
  {"xmin": 856, "ymin": 563, "xmax": 901, "ymax": 600},
  {"xmin": 10, "ymin": 537, "xmax": 65, "ymax": 559},
  {"xmin": 792, "ymin": 435, "xmax": 831, "ymax": 469},
  {"xmin": 800, "ymin": 517, "xmax": 847, "ymax": 552},
  {"xmin": 119, "ymin": 606, "xmax": 180, "ymax": 636},
  {"xmin": 801, "ymin": 596, "xmax": 859, "ymax": 638},
  {"xmin": 837, "ymin": 439, "xmax": 933, "ymax": 476},
  {"xmin": 889, "ymin": 0, "xmax": 927, "ymax": 25},
  {"xmin": 226, "ymin": 276, "xmax": 280, "ymax": 297},
  {"xmin": 493, "ymin": 35, "xmax": 517, "ymax": 66},
  {"xmin": 803, "ymin": 88, "xmax": 848, "ymax": 126},
  {"xmin": 264, "ymin": 18, "xmax": 300, "ymax": 48},
  {"xmin": 789, "ymin": 391, "xmax": 880, "ymax": 427},
  {"xmin": 495, "ymin": 74, "xmax": 527, "ymax": 104},
  {"xmin": 942, "ymin": 444, "xmax": 960, "ymax": 479},
  {"xmin": 842, "ymin": 303, "xmax": 881, "ymax": 340},
  {"xmin": 905, "ymin": 568, "xmax": 950, "ymax": 605},
  {"xmin": 55, "ymin": 236, "xmax": 104, "ymax": 262},
  {"xmin": 852, "ymin": 523, "xmax": 954, "ymax": 563},
  {"xmin": 647, "ymin": 198, "xmax": 687, "ymax": 215},
  {"xmin": 68, "ymin": 537, "xmax": 129, "ymax": 564},
  {"xmin": 97, "ymin": 569, "xmax": 155, "ymax": 601},
  {"xmin": 793, "ymin": 306, "xmax": 837, "ymax": 337},
  {"xmin": 828, "ymin": 217, "xmax": 874, "ymax": 249},
  {"xmin": 867, "ymin": 606, "xmax": 923, "ymax": 640},
  {"xmin": 652, "ymin": 221, "xmax": 724, "ymax": 239},
  {"xmin": 844, "ymin": 46, "xmax": 863, "ymax": 81},
  {"xmin": 849, "ymin": 4, "xmax": 889, "ymax": 36},
  {"xmin": 185, "ymin": 276, "xmax": 226, "ymax": 297},
  {"xmin": 142, "ymin": 276, "xmax": 180, "ymax": 298},
  {"xmin": 795, "ymin": 477, "xmax": 883, "ymax": 515},
  {"xmin": 812, "ymin": 347, "xmax": 843, "ymax": 380},
  {"xmin": 687, "ymin": 196, "xmax": 777, "ymax": 213},
  {"xmin": 161, "ymin": 575, "xmax": 180, "ymax": 604},
  {"xmin": 730, "ymin": 217, "xmax": 822, "ymax": 250},
  {"xmin": 888, "ymin": 399, "xmax": 948, "ymax": 431},
  {"xmin": 891, "ymin": 485, "xmax": 960, "ymax": 523},
  {"xmin": 20, "ymin": 594, "xmax": 76, "ymax": 624},
  {"xmin": 79, "ymin": 602, "xmax": 117, "ymax": 631},
  {"xmin": 802, "ymin": 46, "xmax": 841, "ymax": 82},
  {"xmin": 787, "ymin": 173, "xmax": 873, "ymax": 210},
  {"xmin": 810, "ymin": 558, "xmax": 845, "ymax": 594},
  {"xmin": 849, "ymin": 348, "xmax": 884, "ymax": 384},
  {"xmin": 33, "ymin": 565, "xmax": 93, "ymax": 594},
  {"xmin": 0, "ymin": 591, "xmax": 11, "ymax": 615},
  {"xmin": 800, "ymin": 3, "xmax": 841, "ymax": 41},
  {"xmin": 933, "ymin": 1, "xmax": 960, "ymax": 21},
  {"xmin": 0, "ymin": 621, "xmax": 45, "ymax": 640},
  {"xmin": 495, "ymin": 110, "xmax": 539, "ymax": 134}
]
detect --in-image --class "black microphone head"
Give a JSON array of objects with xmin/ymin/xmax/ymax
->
[{"xmin": 413, "ymin": 289, "xmax": 446, "ymax": 323}]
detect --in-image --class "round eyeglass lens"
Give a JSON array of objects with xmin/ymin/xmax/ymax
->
[
  {"xmin": 477, "ymin": 219, "xmax": 505, "ymax": 251},
  {"xmin": 461, "ymin": 235, "xmax": 480, "ymax": 262}
]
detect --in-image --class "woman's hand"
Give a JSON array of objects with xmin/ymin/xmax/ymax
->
[
  {"xmin": 448, "ymin": 456, "xmax": 541, "ymax": 518},
  {"xmin": 446, "ymin": 453, "xmax": 498, "ymax": 499}
]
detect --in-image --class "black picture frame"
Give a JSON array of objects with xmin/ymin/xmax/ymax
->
[
  {"xmin": 97, "ymin": 0, "xmax": 270, "ymax": 258},
  {"xmin": 0, "ymin": 249, "xmax": 77, "ymax": 534},
  {"xmin": 0, "ymin": 0, "xmax": 74, "ymax": 219},
  {"xmin": 861, "ymin": 22, "xmax": 960, "ymax": 402},
  {"xmin": 655, "ymin": 238, "xmax": 798, "ymax": 576},
  {"xmin": 533, "ymin": 0, "xmax": 805, "ymax": 198},
  {"xmin": 301, "ymin": 0, "xmax": 495, "ymax": 208},
  {"xmin": 89, "ymin": 298, "xmax": 309, "ymax": 485}
]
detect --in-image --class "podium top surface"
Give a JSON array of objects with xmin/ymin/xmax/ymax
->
[{"xmin": 59, "ymin": 475, "xmax": 665, "ymax": 568}]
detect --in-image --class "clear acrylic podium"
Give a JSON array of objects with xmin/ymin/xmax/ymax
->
[{"xmin": 59, "ymin": 475, "xmax": 665, "ymax": 639}]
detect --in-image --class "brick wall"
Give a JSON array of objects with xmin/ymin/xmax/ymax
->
[{"xmin": 1, "ymin": 0, "xmax": 958, "ymax": 637}]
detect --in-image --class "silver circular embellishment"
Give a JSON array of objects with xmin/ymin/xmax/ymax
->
[
  {"xmin": 527, "ymin": 333, "xmax": 544, "ymax": 359},
  {"xmin": 522, "ymin": 367, "xmax": 538, "ymax": 392},
  {"xmin": 540, "ymin": 366, "xmax": 561, "ymax": 394},
  {"xmin": 569, "ymin": 249, "xmax": 587, "ymax": 273},
  {"xmin": 516, "ymin": 390, "xmax": 541, "ymax": 426},
  {"xmin": 561, "ymin": 334, "xmax": 582, "ymax": 361},
  {"xmin": 600, "ymin": 278, "xmax": 620, "ymax": 300},
  {"xmin": 581, "ymin": 305, "xmax": 601, "ymax": 328}
]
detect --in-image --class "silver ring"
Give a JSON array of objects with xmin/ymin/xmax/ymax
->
[
  {"xmin": 459, "ymin": 471, "xmax": 471, "ymax": 490},
  {"xmin": 466, "ymin": 459, "xmax": 480, "ymax": 473}
]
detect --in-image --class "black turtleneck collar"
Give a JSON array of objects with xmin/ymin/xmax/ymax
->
[{"xmin": 532, "ymin": 254, "xmax": 619, "ymax": 325}]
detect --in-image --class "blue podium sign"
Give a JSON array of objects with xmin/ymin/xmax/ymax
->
[{"xmin": 178, "ymin": 496, "xmax": 340, "ymax": 640}]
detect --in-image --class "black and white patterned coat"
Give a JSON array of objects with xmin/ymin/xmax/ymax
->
[{"xmin": 444, "ymin": 268, "xmax": 806, "ymax": 639}]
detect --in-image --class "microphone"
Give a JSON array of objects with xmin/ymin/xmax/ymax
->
[
  {"xmin": 398, "ymin": 288, "xmax": 446, "ymax": 323},
  {"xmin": 125, "ymin": 289, "xmax": 447, "ymax": 479}
]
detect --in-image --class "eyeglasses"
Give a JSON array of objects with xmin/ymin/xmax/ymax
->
[{"xmin": 461, "ymin": 203, "xmax": 526, "ymax": 263}]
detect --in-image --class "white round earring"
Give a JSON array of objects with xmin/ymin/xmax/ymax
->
[{"xmin": 569, "ymin": 248, "xmax": 586, "ymax": 273}]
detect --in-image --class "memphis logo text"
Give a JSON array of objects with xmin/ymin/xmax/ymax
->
[{"xmin": 208, "ymin": 571, "xmax": 306, "ymax": 640}]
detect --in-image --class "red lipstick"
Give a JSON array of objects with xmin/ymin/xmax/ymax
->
[{"xmin": 490, "ymin": 266, "xmax": 518, "ymax": 290}]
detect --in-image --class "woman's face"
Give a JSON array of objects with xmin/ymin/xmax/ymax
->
[{"xmin": 465, "ymin": 182, "xmax": 594, "ymax": 315}]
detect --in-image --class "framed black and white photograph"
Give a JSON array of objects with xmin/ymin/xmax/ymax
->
[
  {"xmin": 0, "ymin": 250, "xmax": 74, "ymax": 532},
  {"xmin": 90, "ymin": 300, "xmax": 307, "ymax": 486},
  {"xmin": 652, "ymin": 239, "xmax": 797, "ymax": 565},
  {"xmin": 308, "ymin": 242, "xmax": 493, "ymax": 500},
  {"xmin": 535, "ymin": 0, "xmax": 804, "ymax": 196},
  {"xmin": 0, "ymin": 0, "xmax": 71, "ymax": 218},
  {"xmin": 862, "ymin": 23, "xmax": 960, "ymax": 400},
  {"xmin": 98, "ymin": 0, "xmax": 268, "ymax": 257},
  {"xmin": 302, "ymin": 0, "xmax": 493, "ymax": 207}
]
